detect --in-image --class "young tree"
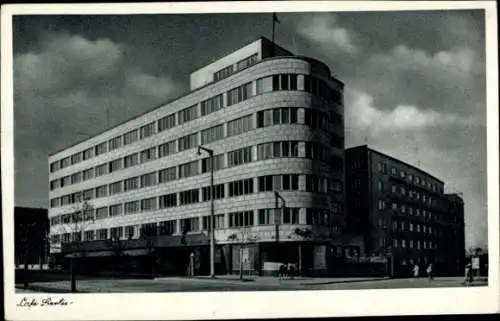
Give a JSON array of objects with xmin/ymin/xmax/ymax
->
[{"xmin": 228, "ymin": 227, "xmax": 260, "ymax": 281}]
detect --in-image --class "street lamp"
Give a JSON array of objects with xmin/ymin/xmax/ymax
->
[
  {"xmin": 198, "ymin": 145, "xmax": 215, "ymax": 278},
  {"xmin": 274, "ymin": 191, "xmax": 286, "ymax": 243}
]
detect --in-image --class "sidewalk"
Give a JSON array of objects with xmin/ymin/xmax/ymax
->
[{"xmin": 154, "ymin": 275, "xmax": 389, "ymax": 286}]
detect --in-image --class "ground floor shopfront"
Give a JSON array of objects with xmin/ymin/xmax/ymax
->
[{"xmin": 51, "ymin": 234, "xmax": 374, "ymax": 277}]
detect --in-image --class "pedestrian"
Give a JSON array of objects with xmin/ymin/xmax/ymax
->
[
  {"xmin": 278, "ymin": 263, "xmax": 287, "ymax": 280},
  {"xmin": 412, "ymin": 264, "xmax": 420, "ymax": 279},
  {"xmin": 462, "ymin": 263, "xmax": 471, "ymax": 286},
  {"xmin": 426, "ymin": 263, "xmax": 434, "ymax": 281},
  {"xmin": 288, "ymin": 264, "xmax": 295, "ymax": 280}
]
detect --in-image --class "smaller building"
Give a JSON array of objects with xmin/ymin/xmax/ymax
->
[
  {"xmin": 345, "ymin": 145, "xmax": 465, "ymax": 277},
  {"xmin": 444, "ymin": 193, "xmax": 466, "ymax": 275},
  {"xmin": 14, "ymin": 207, "xmax": 49, "ymax": 268}
]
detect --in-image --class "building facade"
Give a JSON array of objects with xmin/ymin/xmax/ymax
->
[
  {"xmin": 345, "ymin": 145, "xmax": 465, "ymax": 276},
  {"xmin": 15, "ymin": 207, "xmax": 49, "ymax": 268},
  {"xmin": 444, "ymin": 193, "xmax": 466, "ymax": 275},
  {"xmin": 48, "ymin": 37, "xmax": 359, "ymax": 276}
]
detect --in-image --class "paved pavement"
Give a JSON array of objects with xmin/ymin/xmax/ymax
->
[{"xmin": 15, "ymin": 276, "xmax": 487, "ymax": 293}]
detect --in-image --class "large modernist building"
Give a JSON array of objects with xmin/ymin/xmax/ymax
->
[
  {"xmin": 345, "ymin": 145, "xmax": 466, "ymax": 276},
  {"xmin": 48, "ymin": 37, "xmax": 362, "ymax": 275}
]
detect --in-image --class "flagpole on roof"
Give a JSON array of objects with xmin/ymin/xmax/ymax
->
[{"xmin": 272, "ymin": 12, "xmax": 280, "ymax": 57}]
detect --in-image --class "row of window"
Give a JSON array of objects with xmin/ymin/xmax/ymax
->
[
  {"xmin": 50, "ymin": 206, "xmax": 343, "ymax": 243},
  {"xmin": 375, "ymin": 218, "xmax": 437, "ymax": 236},
  {"xmin": 50, "ymin": 138, "xmax": 343, "ymax": 193},
  {"xmin": 50, "ymin": 173, "xmax": 341, "ymax": 218},
  {"xmin": 50, "ymin": 72, "xmax": 343, "ymax": 173},
  {"xmin": 376, "ymin": 161, "xmax": 443, "ymax": 193},
  {"xmin": 377, "ymin": 237, "xmax": 439, "ymax": 251},
  {"xmin": 378, "ymin": 200, "xmax": 444, "ymax": 222},
  {"xmin": 214, "ymin": 53, "xmax": 259, "ymax": 82}
]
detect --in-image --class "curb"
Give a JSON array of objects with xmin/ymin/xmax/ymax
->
[{"xmin": 15, "ymin": 285, "xmax": 88, "ymax": 293}]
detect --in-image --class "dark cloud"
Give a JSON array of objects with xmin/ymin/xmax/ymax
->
[{"xmin": 12, "ymin": 11, "xmax": 487, "ymax": 248}]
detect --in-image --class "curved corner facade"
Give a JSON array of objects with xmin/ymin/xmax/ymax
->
[{"xmin": 48, "ymin": 39, "xmax": 355, "ymax": 275}]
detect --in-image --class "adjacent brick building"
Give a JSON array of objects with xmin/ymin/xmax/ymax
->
[
  {"xmin": 48, "ymin": 37, "xmax": 362, "ymax": 275},
  {"xmin": 345, "ymin": 145, "xmax": 465, "ymax": 276}
]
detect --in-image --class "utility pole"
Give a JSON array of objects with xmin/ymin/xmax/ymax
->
[
  {"xmin": 274, "ymin": 191, "xmax": 286, "ymax": 243},
  {"xmin": 198, "ymin": 146, "xmax": 216, "ymax": 278}
]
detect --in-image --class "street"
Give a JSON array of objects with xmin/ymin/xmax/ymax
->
[{"xmin": 16, "ymin": 276, "xmax": 487, "ymax": 293}]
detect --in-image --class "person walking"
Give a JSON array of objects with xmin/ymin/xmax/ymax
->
[
  {"xmin": 463, "ymin": 263, "xmax": 473, "ymax": 286},
  {"xmin": 426, "ymin": 263, "xmax": 434, "ymax": 281},
  {"xmin": 412, "ymin": 264, "xmax": 420, "ymax": 279}
]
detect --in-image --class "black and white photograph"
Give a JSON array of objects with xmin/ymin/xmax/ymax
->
[{"xmin": 2, "ymin": 1, "xmax": 499, "ymax": 319}]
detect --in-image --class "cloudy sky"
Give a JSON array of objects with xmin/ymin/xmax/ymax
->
[{"xmin": 12, "ymin": 9, "xmax": 487, "ymax": 248}]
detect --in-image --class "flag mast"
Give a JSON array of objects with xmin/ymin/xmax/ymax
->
[{"xmin": 272, "ymin": 13, "xmax": 280, "ymax": 57}]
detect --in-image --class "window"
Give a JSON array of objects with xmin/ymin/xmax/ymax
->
[
  {"xmin": 201, "ymin": 154, "xmax": 224, "ymax": 173},
  {"xmin": 257, "ymin": 108, "xmax": 298, "ymax": 127},
  {"xmin": 159, "ymin": 166, "xmax": 177, "ymax": 183},
  {"xmin": 125, "ymin": 226, "xmax": 136, "ymax": 239},
  {"xmin": 306, "ymin": 208, "xmax": 332, "ymax": 225},
  {"xmin": 124, "ymin": 177, "xmax": 139, "ymax": 191},
  {"xmin": 178, "ymin": 104, "xmax": 198, "ymax": 125},
  {"xmin": 82, "ymin": 168, "xmax": 94, "ymax": 181},
  {"xmin": 97, "ymin": 229, "xmax": 108, "ymax": 240},
  {"xmin": 60, "ymin": 157, "xmax": 70, "ymax": 169},
  {"xmin": 202, "ymin": 184, "xmax": 225, "ymax": 201},
  {"xmin": 140, "ymin": 122, "xmax": 156, "ymax": 139},
  {"xmin": 227, "ymin": 146, "xmax": 252, "ymax": 167},
  {"xmin": 378, "ymin": 181, "xmax": 383, "ymax": 192},
  {"xmin": 178, "ymin": 133, "xmax": 197, "ymax": 152},
  {"xmin": 229, "ymin": 211, "xmax": 254, "ymax": 227},
  {"xmin": 378, "ymin": 200, "xmax": 385, "ymax": 210},
  {"xmin": 71, "ymin": 153, "xmax": 82, "ymax": 165},
  {"xmin": 202, "ymin": 214, "xmax": 225, "ymax": 230},
  {"xmin": 109, "ymin": 158, "xmax": 123, "ymax": 173},
  {"xmin": 258, "ymin": 209, "xmax": 272, "ymax": 225},
  {"xmin": 95, "ymin": 185, "xmax": 107, "ymax": 198},
  {"xmin": 158, "ymin": 140, "xmax": 176, "ymax": 158},
  {"xmin": 110, "ymin": 227, "xmax": 123, "ymax": 240},
  {"xmin": 50, "ymin": 161, "xmax": 60, "ymax": 173},
  {"xmin": 158, "ymin": 114, "xmax": 176, "ymax": 132},
  {"xmin": 256, "ymin": 76, "xmax": 273, "ymax": 95},
  {"xmin": 123, "ymin": 153, "xmax": 138, "ymax": 168},
  {"xmin": 109, "ymin": 204, "xmax": 122, "ymax": 217},
  {"xmin": 272, "ymin": 74, "xmax": 298, "ymax": 91},
  {"xmin": 391, "ymin": 167, "xmax": 397, "ymax": 175},
  {"xmin": 141, "ymin": 223, "xmax": 158, "ymax": 237},
  {"xmin": 140, "ymin": 147, "xmax": 156, "ymax": 163},
  {"xmin": 258, "ymin": 175, "xmax": 273, "ymax": 192},
  {"xmin": 70, "ymin": 172, "xmax": 82, "ymax": 184},
  {"xmin": 123, "ymin": 129, "xmax": 139, "ymax": 145},
  {"xmin": 282, "ymin": 208, "xmax": 299, "ymax": 224},
  {"xmin": 227, "ymin": 115, "xmax": 253, "ymax": 137},
  {"xmin": 236, "ymin": 53, "xmax": 258, "ymax": 71},
  {"xmin": 95, "ymin": 164, "xmax": 108, "ymax": 176},
  {"xmin": 282, "ymin": 174, "xmax": 299, "ymax": 191},
  {"xmin": 201, "ymin": 124, "xmax": 224, "ymax": 144},
  {"xmin": 140, "ymin": 172, "xmax": 157, "ymax": 188},
  {"xmin": 50, "ymin": 198, "xmax": 60, "ymax": 208},
  {"xmin": 95, "ymin": 142, "xmax": 108, "ymax": 156},
  {"xmin": 159, "ymin": 220, "xmax": 177, "ymax": 235},
  {"xmin": 214, "ymin": 65, "xmax": 234, "ymax": 82},
  {"xmin": 83, "ymin": 189, "xmax": 94, "ymax": 200},
  {"xmin": 82, "ymin": 148, "xmax": 93, "ymax": 161},
  {"xmin": 179, "ymin": 189, "xmax": 199, "ymax": 205},
  {"xmin": 96, "ymin": 207, "xmax": 109, "ymax": 220},
  {"xmin": 109, "ymin": 136, "xmax": 122, "ymax": 151},
  {"xmin": 84, "ymin": 231, "xmax": 95, "ymax": 241},
  {"xmin": 62, "ymin": 233, "xmax": 71, "ymax": 243},
  {"xmin": 329, "ymin": 179, "xmax": 343, "ymax": 193},
  {"xmin": 257, "ymin": 141, "xmax": 299, "ymax": 159},
  {"xmin": 159, "ymin": 193, "xmax": 177, "ymax": 208},
  {"xmin": 141, "ymin": 197, "xmax": 157, "ymax": 211},
  {"xmin": 306, "ymin": 175, "xmax": 326, "ymax": 193},
  {"xmin": 305, "ymin": 142, "xmax": 329, "ymax": 162},
  {"xmin": 378, "ymin": 162, "xmax": 387, "ymax": 174},
  {"xmin": 180, "ymin": 217, "xmax": 200, "ymax": 233},
  {"xmin": 179, "ymin": 160, "xmax": 199, "ymax": 179},
  {"xmin": 109, "ymin": 181, "xmax": 123, "ymax": 195},
  {"xmin": 201, "ymin": 94, "xmax": 224, "ymax": 116},
  {"xmin": 227, "ymin": 82, "xmax": 252, "ymax": 106},
  {"xmin": 228, "ymin": 178, "xmax": 254, "ymax": 197},
  {"xmin": 124, "ymin": 201, "xmax": 140, "ymax": 214}
]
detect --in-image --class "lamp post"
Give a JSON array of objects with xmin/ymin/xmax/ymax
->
[
  {"xmin": 198, "ymin": 145, "xmax": 215, "ymax": 278},
  {"xmin": 274, "ymin": 191, "xmax": 286, "ymax": 243}
]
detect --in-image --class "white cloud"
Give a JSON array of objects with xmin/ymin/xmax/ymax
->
[
  {"xmin": 345, "ymin": 89, "xmax": 474, "ymax": 135},
  {"xmin": 297, "ymin": 14, "xmax": 358, "ymax": 55}
]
